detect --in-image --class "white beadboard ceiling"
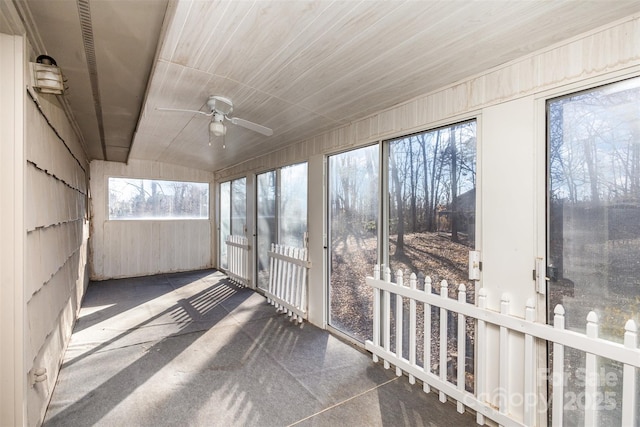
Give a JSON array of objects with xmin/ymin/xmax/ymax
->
[{"xmin": 23, "ymin": 0, "xmax": 640, "ymax": 172}]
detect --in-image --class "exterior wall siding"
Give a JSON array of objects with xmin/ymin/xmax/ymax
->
[
  {"xmin": 90, "ymin": 159, "xmax": 214, "ymax": 279},
  {"xmin": 24, "ymin": 93, "xmax": 90, "ymax": 427}
]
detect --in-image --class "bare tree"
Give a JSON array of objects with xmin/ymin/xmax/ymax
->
[{"xmin": 390, "ymin": 149, "xmax": 405, "ymax": 255}]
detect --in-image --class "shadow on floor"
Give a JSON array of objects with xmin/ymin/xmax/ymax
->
[{"xmin": 44, "ymin": 269, "xmax": 479, "ymax": 427}]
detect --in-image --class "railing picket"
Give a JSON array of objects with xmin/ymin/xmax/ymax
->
[
  {"xmin": 268, "ymin": 243, "xmax": 275, "ymax": 304},
  {"xmin": 363, "ymin": 268, "xmax": 640, "ymax": 427},
  {"xmin": 499, "ymin": 295, "xmax": 510, "ymax": 415},
  {"xmin": 552, "ymin": 305, "xmax": 565, "ymax": 427},
  {"xmin": 266, "ymin": 244, "xmax": 310, "ymax": 322},
  {"xmin": 409, "ymin": 273, "xmax": 417, "ymax": 384},
  {"xmin": 457, "ymin": 284, "xmax": 466, "ymax": 414},
  {"xmin": 225, "ymin": 235, "xmax": 250, "ymax": 287},
  {"xmin": 476, "ymin": 288, "xmax": 487, "ymax": 426},
  {"xmin": 622, "ymin": 319, "xmax": 637, "ymax": 427},
  {"xmin": 297, "ymin": 248, "xmax": 309, "ymax": 324},
  {"xmin": 439, "ymin": 280, "xmax": 448, "ymax": 403},
  {"xmin": 424, "ymin": 275, "xmax": 432, "ymax": 394},
  {"xmin": 290, "ymin": 248, "xmax": 298, "ymax": 321},
  {"xmin": 276, "ymin": 245, "xmax": 284, "ymax": 310},
  {"xmin": 524, "ymin": 298, "xmax": 536, "ymax": 426},
  {"xmin": 384, "ymin": 267, "xmax": 391, "ymax": 370},
  {"xmin": 396, "ymin": 270, "xmax": 404, "ymax": 377},
  {"xmin": 286, "ymin": 247, "xmax": 294, "ymax": 316},
  {"xmin": 584, "ymin": 311, "xmax": 599, "ymax": 427},
  {"xmin": 373, "ymin": 265, "xmax": 380, "ymax": 363}
]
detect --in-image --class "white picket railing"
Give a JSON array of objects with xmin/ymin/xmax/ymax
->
[
  {"xmin": 366, "ymin": 265, "xmax": 640, "ymax": 427},
  {"xmin": 225, "ymin": 235, "xmax": 250, "ymax": 287},
  {"xmin": 265, "ymin": 244, "xmax": 311, "ymax": 323}
]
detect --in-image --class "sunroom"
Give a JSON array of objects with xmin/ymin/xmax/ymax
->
[{"xmin": 2, "ymin": 1, "xmax": 640, "ymax": 426}]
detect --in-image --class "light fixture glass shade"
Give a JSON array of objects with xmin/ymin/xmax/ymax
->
[
  {"xmin": 31, "ymin": 63, "xmax": 64, "ymax": 94},
  {"xmin": 209, "ymin": 120, "xmax": 226, "ymax": 137}
]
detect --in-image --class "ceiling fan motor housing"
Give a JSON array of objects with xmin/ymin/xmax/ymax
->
[{"xmin": 208, "ymin": 95, "xmax": 233, "ymax": 116}]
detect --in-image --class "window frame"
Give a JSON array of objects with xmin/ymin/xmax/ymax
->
[{"xmin": 107, "ymin": 176, "xmax": 210, "ymax": 221}]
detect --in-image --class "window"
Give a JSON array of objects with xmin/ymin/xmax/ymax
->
[
  {"xmin": 108, "ymin": 178, "xmax": 209, "ymax": 220},
  {"xmin": 387, "ymin": 120, "xmax": 477, "ymax": 284}
]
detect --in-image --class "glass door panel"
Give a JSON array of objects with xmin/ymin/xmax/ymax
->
[
  {"xmin": 328, "ymin": 145, "xmax": 379, "ymax": 342},
  {"xmin": 547, "ymin": 77, "xmax": 640, "ymax": 426},
  {"xmin": 219, "ymin": 181, "xmax": 231, "ymax": 269},
  {"xmin": 231, "ymin": 177, "xmax": 246, "ymax": 236},
  {"xmin": 280, "ymin": 163, "xmax": 308, "ymax": 247},
  {"xmin": 256, "ymin": 171, "xmax": 276, "ymax": 289},
  {"xmin": 387, "ymin": 120, "xmax": 476, "ymax": 387}
]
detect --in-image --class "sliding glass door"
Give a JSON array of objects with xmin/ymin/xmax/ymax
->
[
  {"xmin": 547, "ymin": 77, "xmax": 640, "ymax": 426},
  {"xmin": 255, "ymin": 163, "xmax": 308, "ymax": 290},
  {"xmin": 219, "ymin": 177, "xmax": 246, "ymax": 269},
  {"xmin": 256, "ymin": 171, "xmax": 277, "ymax": 289},
  {"xmin": 328, "ymin": 145, "xmax": 379, "ymax": 342}
]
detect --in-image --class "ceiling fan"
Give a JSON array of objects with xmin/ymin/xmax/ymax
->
[{"xmin": 157, "ymin": 95, "xmax": 273, "ymax": 139}]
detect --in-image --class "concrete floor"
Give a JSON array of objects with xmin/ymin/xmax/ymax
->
[{"xmin": 43, "ymin": 269, "xmax": 479, "ymax": 427}]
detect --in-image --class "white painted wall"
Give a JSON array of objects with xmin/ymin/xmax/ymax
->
[
  {"xmin": 214, "ymin": 15, "xmax": 640, "ymax": 423},
  {"xmin": 90, "ymin": 159, "xmax": 214, "ymax": 279}
]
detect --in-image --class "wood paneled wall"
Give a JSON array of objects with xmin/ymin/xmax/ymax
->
[
  {"xmin": 214, "ymin": 15, "xmax": 640, "ymax": 181},
  {"xmin": 90, "ymin": 159, "xmax": 214, "ymax": 279},
  {"xmin": 24, "ymin": 92, "xmax": 89, "ymax": 427}
]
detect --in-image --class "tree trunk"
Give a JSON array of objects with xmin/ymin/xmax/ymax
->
[
  {"xmin": 390, "ymin": 152, "xmax": 404, "ymax": 255},
  {"xmin": 450, "ymin": 128, "xmax": 459, "ymax": 243}
]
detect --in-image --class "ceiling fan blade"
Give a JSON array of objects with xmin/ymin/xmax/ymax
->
[
  {"xmin": 228, "ymin": 116, "xmax": 273, "ymax": 136},
  {"xmin": 156, "ymin": 107, "xmax": 213, "ymax": 116}
]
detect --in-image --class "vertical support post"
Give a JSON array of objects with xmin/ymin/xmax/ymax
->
[
  {"xmin": 524, "ymin": 298, "xmax": 536, "ymax": 426},
  {"xmin": 439, "ymin": 280, "xmax": 448, "ymax": 403},
  {"xmin": 457, "ymin": 284, "xmax": 466, "ymax": 414},
  {"xmin": 372, "ymin": 265, "xmax": 380, "ymax": 363},
  {"xmin": 476, "ymin": 288, "xmax": 487, "ymax": 426},
  {"xmin": 409, "ymin": 273, "xmax": 417, "ymax": 384},
  {"xmin": 0, "ymin": 33, "xmax": 26, "ymax": 427},
  {"xmin": 622, "ymin": 319, "xmax": 637, "ymax": 427},
  {"xmin": 383, "ymin": 267, "xmax": 391, "ymax": 369},
  {"xmin": 584, "ymin": 311, "xmax": 599, "ymax": 427},
  {"xmin": 396, "ymin": 270, "xmax": 404, "ymax": 377},
  {"xmin": 424, "ymin": 275, "xmax": 432, "ymax": 394},
  {"xmin": 499, "ymin": 295, "xmax": 510, "ymax": 415},
  {"xmin": 552, "ymin": 305, "xmax": 565, "ymax": 427}
]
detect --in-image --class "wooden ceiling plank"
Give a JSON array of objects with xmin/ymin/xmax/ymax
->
[
  {"xmin": 191, "ymin": 0, "xmax": 258, "ymax": 72},
  {"xmin": 255, "ymin": 1, "xmax": 401, "ymax": 98},
  {"xmin": 211, "ymin": 0, "xmax": 333, "ymax": 83},
  {"xmin": 158, "ymin": 0, "xmax": 193, "ymax": 62}
]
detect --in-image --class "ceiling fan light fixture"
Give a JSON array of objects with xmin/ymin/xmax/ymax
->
[{"xmin": 209, "ymin": 120, "xmax": 226, "ymax": 137}]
